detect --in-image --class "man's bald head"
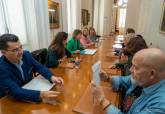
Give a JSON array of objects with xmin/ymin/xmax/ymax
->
[
  {"xmin": 134, "ymin": 48, "xmax": 165, "ymax": 72},
  {"xmin": 130, "ymin": 48, "xmax": 165, "ymax": 87}
]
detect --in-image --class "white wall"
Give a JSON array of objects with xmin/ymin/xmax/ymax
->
[
  {"xmin": 99, "ymin": 0, "xmax": 104, "ymax": 35},
  {"xmin": 93, "ymin": 0, "xmax": 100, "ymax": 33},
  {"xmin": 61, "ymin": 0, "xmax": 68, "ymax": 32},
  {"xmin": 103, "ymin": 0, "xmax": 113, "ymax": 36},
  {"xmin": 137, "ymin": 0, "xmax": 165, "ymax": 52},
  {"xmin": 125, "ymin": 0, "xmax": 141, "ymax": 32},
  {"xmin": 93, "ymin": 0, "xmax": 113, "ymax": 36}
]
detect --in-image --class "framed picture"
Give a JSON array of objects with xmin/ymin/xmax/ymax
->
[
  {"xmin": 160, "ymin": 0, "xmax": 165, "ymax": 33},
  {"xmin": 48, "ymin": 0, "xmax": 60, "ymax": 29},
  {"xmin": 88, "ymin": 12, "xmax": 90, "ymax": 22},
  {"xmin": 82, "ymin": 9, "xmax": 89, "ymax": 26}
]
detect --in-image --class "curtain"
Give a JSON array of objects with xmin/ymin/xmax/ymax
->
[
  {"xmin": 67, "ymin": 0, "xmax": 81, "ymax": 34},
  {"xmin": 0, "ymin": 1, "xmax": 6, "ymax": 35},
  {"xmin": 0, "ymin": 0, "xmax": 27, "ymax": 44},
  {"xmin": 22, "ymin": 0, "xmax": 50, "ymax": 51},
  {"xmin": 0, "ymin": 0, "xmax": 56, "ymax": 51}
]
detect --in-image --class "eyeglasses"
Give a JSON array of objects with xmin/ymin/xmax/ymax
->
[{"xmin": 6, "ymin": 45, "xmax": 23, "ymax": 53}]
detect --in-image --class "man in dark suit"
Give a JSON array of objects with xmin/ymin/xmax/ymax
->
[{"xmin": 0, "ymin": 33, "xmax": 64, "ymax": 103}]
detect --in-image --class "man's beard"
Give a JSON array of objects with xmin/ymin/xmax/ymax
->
[
  {"xmin": 131, "ymin": 76, "xmax": 146, "ymax": 87},
  {"xmin": 131, "ymin": 76, "xmax": 138, "ymax": 86}
]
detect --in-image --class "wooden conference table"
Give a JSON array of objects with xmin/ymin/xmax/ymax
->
[{"xmin": 0, "ymin": 36, "xmax": 122, "ymax": 114}]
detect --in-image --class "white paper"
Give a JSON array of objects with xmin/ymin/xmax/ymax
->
[
  {"xmin": 114, "ymin": 40, "xmax": 123, "ymax": 44},
  {"xmin": 81, "ymin": 49, "xmax": 97, "ymax": 55},
  {"xmin": 92, "ymin": 61, "xmax": 101, "ymax": 86},
  {"xmin": 116, "ymin": 35, "xmax": 124, "ymax": 41},
  {"xmin": 22, "ymin": 75, "xmax": 54, "ymax": 91},
  {"xmin": 112, "ymin": 44, "xmax": 122, "ymax": 49}
]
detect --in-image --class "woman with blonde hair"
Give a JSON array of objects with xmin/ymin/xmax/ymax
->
[{"xmin": 80, "ymin": 27, "xmax": 94, "ymax": 48}]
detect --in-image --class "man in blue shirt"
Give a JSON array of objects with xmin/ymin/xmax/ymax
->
[
  {"xmin": 92, "ymin": 48, "xmax": 165, "ymax": 114},
  {"xmin": 0, "ymin": 34, "xmax": 64, "ymax": 104}
]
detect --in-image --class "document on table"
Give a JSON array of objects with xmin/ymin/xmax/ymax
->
[
  {"xmin": 92, "ymin": 61, "xmax": 101, "ymax": 86},
  {"xmin": 22, "ymin": 75, "xmax": 54, "ymax": 91},
  {"xmin": 80, "ymin": 49, "xmax": 97, "ymax": 55},
  {"xmin": 114, "ymin": 40, "xmax": 123, "ymax": 44},
  {"xmin": 112, "ymin": 44, "xmax": 122, "ymax": 49}
]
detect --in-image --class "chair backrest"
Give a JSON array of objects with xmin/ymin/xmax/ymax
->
[
  {"xmin": 0, "ymin": 91, "xmax": 5, "ymax": 98},
  {"xmin": 31, "ymin": 48, "xmax": 48, "ymax": 77},
  {"xmin": 31, "ymin": 48, "xmax": 47, "ymax": 65}
]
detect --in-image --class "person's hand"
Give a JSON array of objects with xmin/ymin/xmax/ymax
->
[
  {"xmin": 74, "ymin": 50, "xmax": 80, "ymax": 54},
  {"xmin": 108, "ymin": 64, "xmax": 116, "ymax": 69},
  {"xmin": 91, "ymin": 83, "xmax": 111, "ymax": 110},
  {"xmin": 59, "ymin": 56, "xmax": 67, "ymax": 63},
  {"xmin": 40, "ymin": 91, "xmax": 60, "ymax": 100},
  {"xmin": 100, "ymin": 71, "xmax": 112, "ymax": 83},
  {"xmin": 91, "ymin": 42, "xmax": 95, "ymax": 46},
  {"xmin": 51, "ymin": 76, "xmax": 64, "ymax": 87},
  {"xmin": 40, "ymin": 91, "xmax": 61, "ymax": 105},
  {"xmin": 100, "ymin": 71, "xmax": 108, "ymax": 82},
  {"xmin": 120, "ymin": 55, "xmax": 128, "ymax": 61},
  {"xmin": 91, "ymin": 83, "xmax": 105, "ymax": 105}
]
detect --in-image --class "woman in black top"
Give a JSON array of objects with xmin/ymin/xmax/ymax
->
[
  {"xmin": 46, "ymin": 32, "xmax": 71, "ymax": 68},
  {"xmin": 115, "ymin": 35, "xmax": 148, "ymax": 75}
]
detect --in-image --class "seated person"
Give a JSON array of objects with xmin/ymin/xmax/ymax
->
[
  {"xmin": 0, "ymin": 34, "xmax": 64, "ymax": 103},
  {"xmin": 66, "ymin": 29, "xmax": 84, "ymax": 54},
  {"xmin": 80, "ymin": 27, "xmax": 94, "ymax": 48},
  {"xmin": 112, "ymin": 35, "xmax": 148, "ymax": 76},
  {"xmin": 46, "ymin": 32, "xmax": 71, "ymax": 68},
  {"xmin": 124, "ymin": 28, "xmax": 135, "ymax": 45},
  {"xmin": 97, "ymin": 72, "xmax": 142, "ymax": 113},
  {"xmin": 88, "ymin": 27, "xmax": 99, "ymax": 42},
  {"xmin": 92, "ymin": 48, "xmax": 165, "ymax": 114}
]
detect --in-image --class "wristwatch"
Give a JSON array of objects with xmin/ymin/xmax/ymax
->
[{"xmin": 100, "ymin": 97, "xmax": 111, "ymax": 110}]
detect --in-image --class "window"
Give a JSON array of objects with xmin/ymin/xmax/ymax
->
[
  {"xmin": 119, "ymin": 8, "xmax": 126, "ymax": 28},
  {"xmin": 0, "ymin": 0, "xmax": 27, "ymax": 44},
  {"xmin": 117, "ymin": 0, "xmax": 128, "ymax": 34}
]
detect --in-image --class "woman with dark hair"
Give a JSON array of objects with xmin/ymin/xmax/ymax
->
[
  {"xmin": 112, "ymin": 35, "xmax": 148, "ymax": 75},
  {"xmin": 124, "ymin": 28, "xmax": 136, "ymax": 45},
  {"xmin": 46, "ymin": 32, "xmax": 71, "ymax": 68},
  {"xmin": 123, "ymin": 34, "xmax": 148, "ymax": 56},
  {"xmin": 66, "ymin": 29, "xmax": 84, "ymax": 54}
]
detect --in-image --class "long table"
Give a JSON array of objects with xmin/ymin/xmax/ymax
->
[{"xmin": 0, "ymin": 36, "xmax": 122, "ymax": 114}]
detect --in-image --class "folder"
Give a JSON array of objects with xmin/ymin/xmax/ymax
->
[{"xmin": 22, "ymin": 75, "xmax": 54, "ymax": 91}]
